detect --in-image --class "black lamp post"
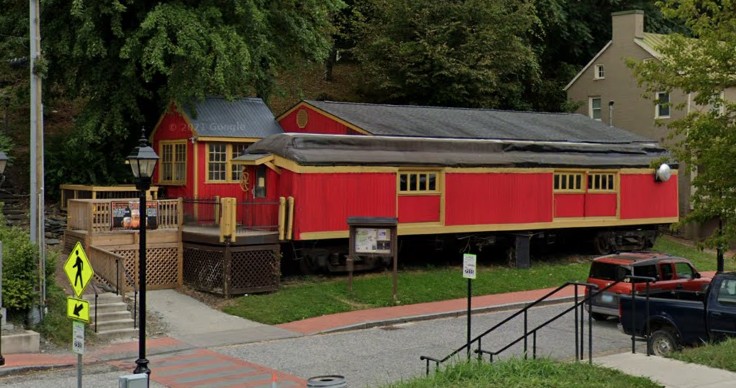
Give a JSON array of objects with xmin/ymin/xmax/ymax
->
[
  {"xmin": 127, "ymin": 128, "xmax": 158, "ymax": 377},
  {"xmin": 0, "ymin": 150, "xmax": 7, "ymax": 366}
]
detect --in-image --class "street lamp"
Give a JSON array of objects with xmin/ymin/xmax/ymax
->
[
  {"xmin": 0, "ymin": 149, "xmax": 7, "ymax": 366},
  {"xmin": 127, "ymin": 128, "xmax": 158, "ymax": 377}
]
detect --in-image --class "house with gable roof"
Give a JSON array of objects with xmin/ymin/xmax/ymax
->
[
  {"xmin": 150, "ymin": 97, "xmax": 283, "ymax": 200},
  {"xmin": 565, "ymin": 10, "xmax": 736, "ymax": 236}
]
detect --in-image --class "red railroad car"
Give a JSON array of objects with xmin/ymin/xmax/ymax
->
[{"xmin": 236, "ymin": 130, "xmax": 678, "ymax": 272}]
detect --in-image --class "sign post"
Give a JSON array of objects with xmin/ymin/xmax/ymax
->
[
  {"xmin": 463, "ymin": 253, "xmax": 477, "ymax": 360},
  {"xmin": 64, "ymin": 242, "xmax": 94, "ymax": 388},
  {"xmin": 347, "ymin": 217, "xmax": 398, "ymax": 301}
]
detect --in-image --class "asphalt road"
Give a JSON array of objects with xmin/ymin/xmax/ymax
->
[{"xmin": 214, "ymin": 303, "xmax": 634, "ymax": 387}]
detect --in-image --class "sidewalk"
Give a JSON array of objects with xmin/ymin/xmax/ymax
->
[{"xmin": 2, "ymin": 284, "xmax": 736, "ymax": 387}]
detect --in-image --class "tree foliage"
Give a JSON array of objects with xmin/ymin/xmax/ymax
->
[
  {"xmin": 629, "ymin": 0, "xmax": 736, "ymax": 248},
  {"xmin": 39, "ymin": 0, "xmax": 343, "ymax": 186},
  {"xmin": 352, "ymin": 0, "xmax": 541, "ymax": 109}
]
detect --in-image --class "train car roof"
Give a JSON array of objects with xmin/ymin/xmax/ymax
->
[
  {"xmin": 300, "ymin": 100, "xmax": 653, "ymax": 144},
  {"xmin": 237, "ymin": 133, "xmax": 675, "ymax": 169}
]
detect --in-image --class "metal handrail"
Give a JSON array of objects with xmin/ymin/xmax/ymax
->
[
  {"xmin": 420, "ymin": 280, "xmax": 624, "ymax": 374},
  {"xmin": 122, "ymin": 263, "xmax": 139, "ymax": 329},
  {"xmin": 88, "ymin": 280, "xmax": 100, "ymax": 333}
]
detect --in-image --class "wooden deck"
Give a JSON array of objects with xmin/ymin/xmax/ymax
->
[{"xmin": 182, "ymin": 225, "xmax": 279, "ymax": 245}]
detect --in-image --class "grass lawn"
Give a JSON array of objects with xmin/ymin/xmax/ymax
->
[
  {"xmin": 223, "ymin": 235, "xmax": 736, "ymax": 324},
  {"xmin": 670, "ymin": 337, "xmax": 736, "ymax": 371},
  {"xmin": 382, "ymin": 358, "xmax": 660, "ymax": 388}
]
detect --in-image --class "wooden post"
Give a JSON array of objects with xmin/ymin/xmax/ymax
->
[
  {"xmin": 278, "ymin": 197, "xmax": 286, "ymax": 241},
  {"xmin": 287, "ymin": 197, "xmax": 295, "ymax": 240}
]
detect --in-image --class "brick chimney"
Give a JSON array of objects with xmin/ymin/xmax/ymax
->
[{"xmin": 612, "ymin": 10, "xmax": 645, "ymax": 43}]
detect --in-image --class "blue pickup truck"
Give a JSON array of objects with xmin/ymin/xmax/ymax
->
[{"xmin": 619, "ymin": 272, "xmax": 736, "ymax": 356}]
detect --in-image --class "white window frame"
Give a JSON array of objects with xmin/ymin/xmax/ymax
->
[
  {"xmin": 589, "ymin": 97, "xmax": 602, "ymax": 121},
  {"xmin": 655, "ymin": 92, "xmax": 670, "ymax": 118},
  {"xmin": 594, "ymin": 64, "xmax": 605, "ymax": 80}
]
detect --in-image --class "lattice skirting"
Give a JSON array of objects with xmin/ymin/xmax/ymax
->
[
  {"xmin": 115, "ymin": 247, "xmax": 180, "ymax": 290},
  {"xmin": 183, "ymin": 243, "xmax": 280, "ymax": 296}
]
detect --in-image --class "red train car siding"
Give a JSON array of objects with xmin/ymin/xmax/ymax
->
[
  {"xmin": 555, "ymin": 194, "xmax": 584, "ymax": 217},
  {"xmin": 279, "ymin": 106, "xmax": 363, "ymax": 135},
  {"xmin": 444, "ymin": 173, "xmax": 553, "ymax": 225},
  {"xmin": 290, "ymin": 172, "xmax": 396, "ymax": 238},
  {"xmin": 398, "ymin": 195, "xmax": 441, "ymax": 223},
  {"xmin": 584, "ymin": 194, "xmax": 617, "ymax": 217},
  {"xmin": 620, "ymin": 174, "xmax": 678, "ymax": 219}
]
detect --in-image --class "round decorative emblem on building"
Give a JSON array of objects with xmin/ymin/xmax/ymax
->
[{"xmin": 296, "ymin": 109, "xmax": 309, "ymax": 128}]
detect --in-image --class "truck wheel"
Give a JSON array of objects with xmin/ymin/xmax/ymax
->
[
  {"xmin": 590, "ymin": 313, "xmax": 609, "ymax": 321},
  {"xmin": 649, "ymin": 329, "xmax": 678, "ymax": 357}
]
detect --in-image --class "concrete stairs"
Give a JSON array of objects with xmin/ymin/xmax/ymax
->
[{"xmin": 84, "ymin": 292, "xmax": 138, "ymax": 342}]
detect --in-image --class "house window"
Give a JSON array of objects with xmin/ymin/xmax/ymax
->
[
  {"xmin": 589, "ymin": 97, "xmax": 602, "ymax": 121},
  {"xmin": 208, "ymin": 143, "xmax": 254, "ymax": 182},
  {"xmin": 208, "ymin": 143, "xmax": 227, "ymax": 181},
  {"xmin": 399, "ymin": 171, "xmax": 438, "ymax": 193},
  {"xmin": 656, "ymin": 92, "xmax": 670, "ymax": 118},
  {"xmin": 594, "ymin": 64, "xmax": 605, "ymax": 79},
  {"xmin": 159, "ymin": 141, "xmax": 187, "ymax": 184},
  {"xmin": 554, "ymin": 172, "xmax": 584, "ymax": 192},
  {"xmin": 587, "ymin": 173, "xmax": 616, "ymax": 192}
]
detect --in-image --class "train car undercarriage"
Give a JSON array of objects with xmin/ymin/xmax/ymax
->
[{"xmin": 288, "ymin": 226, "xmax": 662, "ymax": 274}]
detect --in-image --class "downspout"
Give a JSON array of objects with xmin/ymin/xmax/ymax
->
[{"xmin": 608, "ymin": 101, "xmax": 615, "ymax": 126}]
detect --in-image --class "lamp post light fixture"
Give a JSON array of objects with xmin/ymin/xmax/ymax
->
[
  {"xmin": 0, "ymin": 149, "xmax": 7, "ymax": 366},
  {"xmin": 127, "ymin": 128, "xmax": 158, "ymax": 377}
]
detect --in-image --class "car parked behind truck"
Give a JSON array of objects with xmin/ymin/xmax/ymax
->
[
  {"xmin": 619, "ymin": 271, "xmax": 736, "ymax": 356},
  {"xmin": 586, "ymin": 252, "xmax": 710, "ymax": 320}
]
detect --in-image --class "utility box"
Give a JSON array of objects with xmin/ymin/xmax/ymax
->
[{"xmin": 119, "ymin": 373, "xmax": 148, "ymax": 388}]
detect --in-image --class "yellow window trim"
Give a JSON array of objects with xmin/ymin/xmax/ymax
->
[
  {"xmin": 553, "ymin": 171, "xmax": 585, "ymax": 193},
  {"xmin": 398, "ymin": 170, "xmax": 441, "ymax": 194},
  {"xmin": 205, "ymin": 142, "xmax": 251, "ymax": 183},
  {"xmin": 159, "ymin": 140, "xmax": 187, "ymax": 185}
]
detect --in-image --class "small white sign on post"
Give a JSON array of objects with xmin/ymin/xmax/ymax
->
[
  {"xmin": 72, "ymin": 320, "xmax": 85, "ymax": 355},
  {"xmin": 463, "ymin": 253, "xmax": 477, "ymax": 279}
]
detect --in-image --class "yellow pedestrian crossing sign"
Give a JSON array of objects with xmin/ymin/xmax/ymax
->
[
  {"xmin": 67, "ymin": 297, "xmax": 90, "ymax": 323},
  {"xmin": 64, "ymin": 242, "xmax": 94, "ymax": 297}
]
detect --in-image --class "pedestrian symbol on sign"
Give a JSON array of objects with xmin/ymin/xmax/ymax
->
[{"xmin": 64, "ymin": 242, "xmax": 94, "ymax": 297}]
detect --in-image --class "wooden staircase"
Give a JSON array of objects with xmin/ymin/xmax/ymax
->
[{"xmin": 84, "ymin": 292, "xmax": 138, "ymax": 342}]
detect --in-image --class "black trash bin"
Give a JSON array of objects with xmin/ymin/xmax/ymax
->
[{"xmin": 306, "ymin": 375, "xmax": 347, "ymax": 387}]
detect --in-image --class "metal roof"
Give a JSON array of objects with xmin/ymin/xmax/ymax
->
[
  {"xmin": 240, "ymin": 133, "xmax": 675, "ymax": 169},
  {"xmin": 304, "ymin": 100, "xmax": 655, "ymax": 144},
  {"xmin": 183, "ymin": 97, "xmax": 283, "ymax": 138}
]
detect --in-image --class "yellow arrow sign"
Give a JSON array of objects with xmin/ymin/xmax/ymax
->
[
  {"xmin": 64, "ymin": 242, "xmax": 94, "ymax": 297},
  {"xmin": 67, "ymin": 297, "xmax": 90, "ymax": 323}
]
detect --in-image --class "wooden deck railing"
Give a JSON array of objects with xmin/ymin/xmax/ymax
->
[
  {"xmin": 67, "ymin": 198, "xmax": 183, "ymax": 233},
  {"xmin": 60, "ymin": 184, "xmax": 159, "ymax": 210},
  {"xmin": 88, "ymin": 246, "xmax": 129, "ymax": 293}
]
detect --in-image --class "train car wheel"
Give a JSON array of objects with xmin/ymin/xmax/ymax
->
[
  {"xmin": 593, "ymin": 234, "xmax": 613, "ymax": 255},
  {"xmin": 298, "ymin": 257, "xmax": 316, "ymax": 275}
]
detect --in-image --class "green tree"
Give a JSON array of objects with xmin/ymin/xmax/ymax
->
[
  {"xmin": 37, "ymin": 0, "xmax": 342, "ymax": 187},
  {"xmin": 629, "ymin": 0, "xmax": 736, "ymax": 261},
  {"xmin": 352, "ymin": 0, "xmax": 541, "ymax": 110}
]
